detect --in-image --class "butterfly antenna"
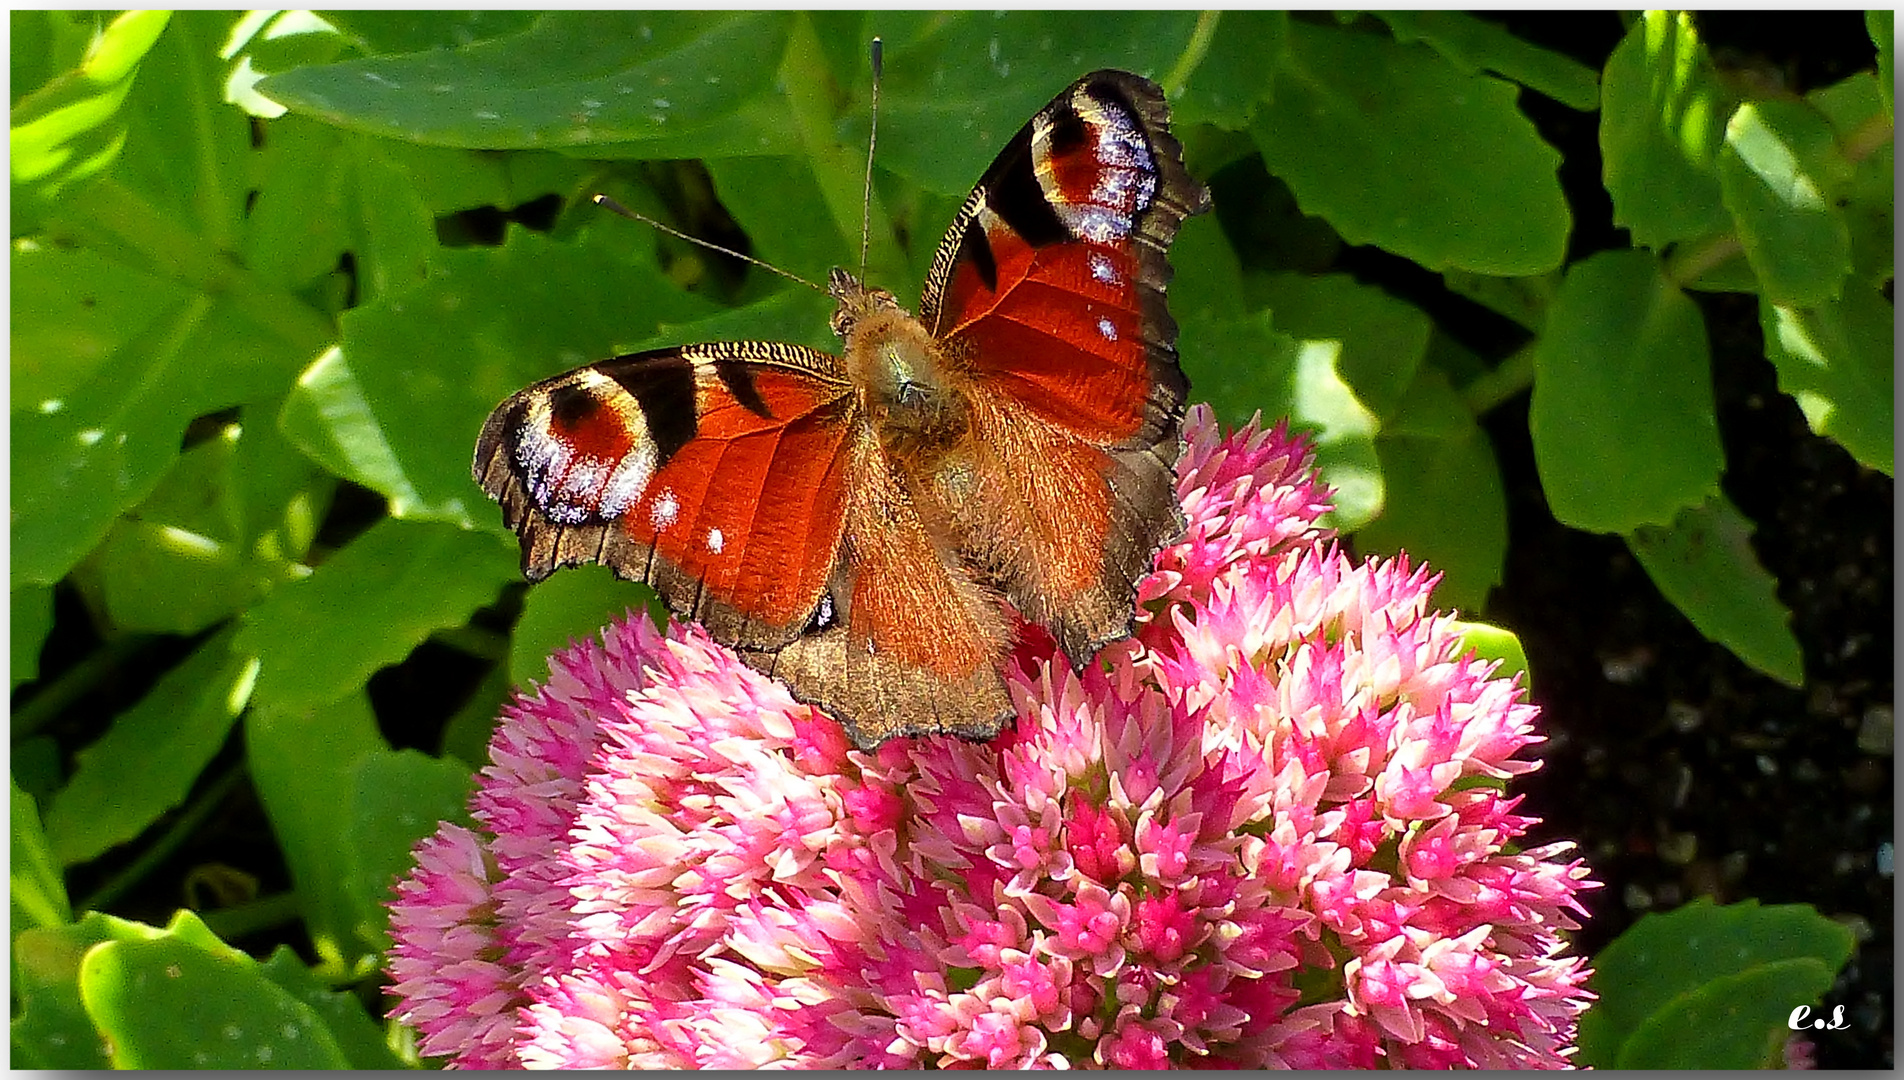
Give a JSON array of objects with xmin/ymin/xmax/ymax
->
[
  {"xmin": 591, "ymin": 193, "xmax": 826, "ymax": 295},
  {"xmin": 856, "ymin": 36, "xmax": 883, "ymax": 284}
]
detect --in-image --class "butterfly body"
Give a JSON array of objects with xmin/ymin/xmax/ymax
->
[{"xmin": 476, "ymin": 70, "xmax": 1209, "ymax": 748}]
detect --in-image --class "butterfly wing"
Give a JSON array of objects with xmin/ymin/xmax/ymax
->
[
  {"xmin": 474, "ymin": 341, "xmax": 856, "ymax": 651},
  {"xmin": 918, "ymin": 70, "xmax": 1210, "ymax": 659}
]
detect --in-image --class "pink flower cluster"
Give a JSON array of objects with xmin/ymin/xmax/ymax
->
[{"xmin": 387, "ymin": 406, "xmax": 1596, "ymax": 1068}]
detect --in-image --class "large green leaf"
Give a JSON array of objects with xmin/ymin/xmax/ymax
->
[
  {"xmin": 42, "ymin": 629, "xmax": 258, "ymax": 867},
  {"xmin": 257, "ymin": 12, "xmax": 797, "ymax": 152},
  {"xmin": 11, "ymin": 585, "xmax": 53, "ymax": 690},
  {"xmin": 1598, "ymin": 12, "xmax": 1732, "ymax": 250},
  {"xmin": 246, "ymin": 695, "xmax": 389, "ymax": 967},
  {"xmin": 1352, "ymin": 367, "xmax": 1506, "ymax": 613},
  {"xmin": 1181, "ymin": 309, "xmax": 1384, "ymax": 530},
  {"xmin": 278, "ymin": 226, "xmax": 718, "ymax": 527},
  {"xmin": 344, "ymin": 750, "xmax": 475, "ymax": 950},
  {"xmin": 1372, "ymin": 10, "xmax": 1601, "ymax": 112},
  {"xmin": 510, "ymin": 565, "xmax": 664, "ymax": 688},
  {"xmin": 1252, "ymin": 20, "xmax": 1569, "ymax": 276},
  {"xmin": 1249, "ymin": 271, "xmax": 1431, "ymax": 420},
  {"xmin": 9, "ymin": 239, "xmax": 193, "ymax": 408},
  {"xmin": 1718, "ymin": 99, "xmax": 1854, "ymax": 307},
  {"xmin": 1620, "ymin": 959, "xmax": 1833, "ymax": 1069},
  {"xmin": 1759, "ymin": 287, "xmax": 1894, "ymax": 477},
  {"xmin": 256, "ymin": 948, "xmax": 407, "ymax": 1070},
  {"xmin": 235, "ymin": 518, "xmax": 519, "ymax": 714},
  {"xmin": 11, "ymin": 776, "xmax": 71, "ymax": 933},
  {"xmin": 1624, "ymin": 494, "xmax": 1805, "ymax": 687},
  {"xmin": 854, "ymin": 12, "xmax": 1201, "ymax": 195},
  {"xmin": 88, "ymin": 414, "xmax": 326, "ymax": 636},
  {"xmin": 9, "ymin": 10, "xmax": 171, "ymax": 205},
  {"xmin": 13, "ymin": 12, "xmax": 333, "ymax": 587},
  {"xmin": 1529, "ymin": 249, "xmax": 1722, "ymax": 533},
  {"xmin": 1173, "ymin": 10, "xmax": 1288, "ymax": 129},
  {"xmin": 1579, "ymin": 898, "xmax": 1856, "ymax": 1069},
  {"xmin": 1807, "ymin": 72, "xmax": 1894, "ymax": 290},
  {"xmin": 10, "ymin": 917, "xmax": 118, "ymax": 1068},
  {"xmin": 318, "ymin": 9, "xmax": 536, "ymax": 56},
  {"xmin": 79, "ymin": 912, "xmax": 350, "ymax": 1068}
]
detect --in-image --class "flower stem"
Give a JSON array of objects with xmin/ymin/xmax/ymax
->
[{"xmin": 1461, "ymin": 343, "xmax": 1538, "ymax": 417}]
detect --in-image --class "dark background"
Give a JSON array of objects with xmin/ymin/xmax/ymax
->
[{"xmin": 1466, "ymin": 11, "xmax": 1893, "ymax": 1070}]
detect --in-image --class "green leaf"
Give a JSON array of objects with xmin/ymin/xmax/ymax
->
[
  {"xmin": 1352, "ymin": 368, "xmax": 1506, "ymax": 613},
  {"xmin": 1578, "ymin": 897, "xmax": 1856, "ymax": 1069},
  {"xmin": 257, "ymin": 948, "xmax": 407, "ymax": 1070},
  {"xmin": 1807, "ymin": 71, "xmax": 1895, "ymax": 290},
  {"xmin": 1598, "ymin": 11, "xmax": 1733, "ymax": 250},
  {"xmin": 1760, "ymin": 288, "xmax": 1894, "ymax": 477},
  {"xmin": 1869, "ymin": 10, "xmax": 1894, "ymax": 120},
  {"xmin": 319, "ymin": 9, "xmax": 536, "ymax": 56},
  {"xmin": 14, "ymin": 11, "xmax": 331, "ymax": 587},
  {"xmin": 12, "ymin": 584, "xmax": 53, "ymax": 690},
  {"xmin": 1718, "ymin": 99, "xmax": 1854, "ymax": 306},
  {"xmin": 1372, "ymin": 10, "xmax": 1601, "ymax": 112},
  {"xmin": 1174, "ymin": 10, "xmax": 1287, "ymax": 128},
  {"xmin": 1253, "ymin": 20, "xmax": 1569, "ymax": 276},
  {"xmin": 240, "ymin": 117, "xmax": 434, "ymax": 302},
  {"xmin": 9, "ymin": 10, "xmax": 170, "ymax": 203},
  {"xmin": 1181, "ymin": 310, "xmax": 1384, "ymax": 529},
  {"xmin": 43, "ymin": 629, "xmax": 258, "ymax": 867},
  {"xmin": 11, "ymin": 776, "xmax": 71, "ymax": 932},
  {"xmin": 1620, "ymin": 958, "xmax": 1832, "ymax": 1069},
  {"xmin": 1445, "ymin": 620, "xmax": 1531, "ymax": 690},
  {"xmin": 10, "ymin": 237, "xmax": 194, "ymax": 409},
  {"xmin": 1529, "ymin": 249, "xmax": 1723, "ymax": 533},
  {"xmin": 858, "ymin": 12, "xmax": 1201, "ymax": 194},
  {"xmin": 10, "ymin": 917, "xmax": 117, "ymax": 1069},
  {"xmin": 259, "ymin": 12, "xmax": 797, "ymax": 151},
  {"xmin": 1249, "ymin": 271, "xmax": 1432, "ymax": 420},
  {"xmin": 90, "ymin": 415, "xmax": 326, "ymax": 635},
  {"xmin": 246, "ymin": 695, "xmax": 389, "ymax": 967},
  {"xmin": 236, "ymin": 518, "xmax": 519, "ymax": 714},
  {"xmin": 345, "ymin": 750, "xmax": 474, "ymax": 950},
  {"xmin": 1441, "ymin": 269, "xmax": 1560, "ymax": 334},
  {"xmin": 511, "ymin": 565, "xmax": 665, "ymax": 688},
  {"xmin": 1624, "ymin": 494, "xmax": 1805, "ymax": 687},
  {"xmin": 79, "ymin": 912, "xmax": 350, "ymax": 1068},
  {"xmin": 278, "ymin": 227, "xmax": 716, "ymax": 527}
]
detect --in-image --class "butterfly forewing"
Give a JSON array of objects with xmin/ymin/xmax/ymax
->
[{"xmin": 474, "ymin": 341, "xmax": 854, "ymax": 650}]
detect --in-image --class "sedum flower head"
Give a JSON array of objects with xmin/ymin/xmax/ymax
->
[{"xmin": 387, "ymin": 405, "xmax": 1596, "ymax": 1068}]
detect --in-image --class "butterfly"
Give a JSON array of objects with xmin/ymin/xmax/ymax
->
[{"xmin": 474, "ymin": 69, "xmax": 1210, "ymax": 749}]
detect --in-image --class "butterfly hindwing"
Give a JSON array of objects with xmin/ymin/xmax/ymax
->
[
  {"xmin": 474, "ymin": 342, "xmax": 854, "ymax": 650},
  {"xmin": 919, "ymin": 70, "xmax": 1209, "ymax": 660}
]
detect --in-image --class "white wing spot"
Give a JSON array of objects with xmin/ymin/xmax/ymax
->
[
  {"xmin": 707, "ymin": 527, "xmax": 725, "ymax": 554},
  {"xmin": 1089, "ymin": 252, "xmax": 1119, "ymax": 285},
  {"xmin": 1097, "ymin": 317, "xmax": 1118, "ymax": 342},
  {"xmin": 651, "ymin": 489, "xmax": 679, "ymax": 530}
]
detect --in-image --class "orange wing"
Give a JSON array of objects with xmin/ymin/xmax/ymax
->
[
  {"xmin": 474, "ymin": 341, "xmax": 856, "ymax": 650},
  {"xmin": 916, "ymin": 70, "xmax": 1209, "ymax": 659}
]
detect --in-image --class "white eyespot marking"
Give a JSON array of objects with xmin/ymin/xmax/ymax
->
[
  {"xmin": 596, "ymin": 443, "xmax": 658, "ymax": 519},
  {"xmin": 1098, "ymin": 317, "xmax": 1118, "ymax": 342},
  {"xmin": 1089, "ymin": 252, "xmax": 1119, "ymax": 285},
  {"xmin": 707, "ymin": 527, "xmax": 725, "ymax": 554},
  {"xmin": 650, "ymin": 489, "xmax": 679, "ymax": 530}
]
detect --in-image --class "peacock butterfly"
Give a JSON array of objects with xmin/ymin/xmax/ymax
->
[{"xmin": 474, "ymin": 69, "xmax": 1210, "ymax": 749}]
